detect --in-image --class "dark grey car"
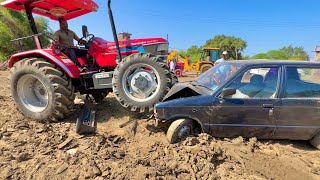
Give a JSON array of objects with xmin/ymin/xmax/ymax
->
[{"xmin": 154, "ymin": 60, "xmax": 320, "ymax": 149}]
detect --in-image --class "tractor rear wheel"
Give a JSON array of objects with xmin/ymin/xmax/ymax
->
[
  {"xmin": 112, "ymin": 53, "xmax": 173, "ymax": 113},
  {"xmin": 10, "ymin": 58, "xmax": 75, "ymax": 122}
]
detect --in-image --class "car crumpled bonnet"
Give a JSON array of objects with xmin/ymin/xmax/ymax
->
[
  {"xmin": 0, "ymin": 0, "xmax": 98, "ymax": 20},
  {"xmin": 162, "ymin": 82, "xmax": 212, "ymax": 102}
]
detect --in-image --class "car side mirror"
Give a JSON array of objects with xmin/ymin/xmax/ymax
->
[
  {"xmin": 220, "ymin": 88, "xmax": 236, "ymax": 98},
  {"xmin": 82, "ymin": 25, "xmax": 88, "ymax": 38}
]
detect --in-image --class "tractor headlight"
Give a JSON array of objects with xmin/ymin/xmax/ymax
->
[
  {"xmin": 143, "ymin": 43, "xmax": 168, "ymax": 55},
  {"xmin": 157, "ymin": 43, "xmax": 168, "ymax": 53}
]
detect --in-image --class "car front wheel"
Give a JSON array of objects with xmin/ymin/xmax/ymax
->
[{"xmin": 166, "ymin": 118, "xmax": 198, "ymax": 144}]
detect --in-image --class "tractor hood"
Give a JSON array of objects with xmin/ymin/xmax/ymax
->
[
  {"xmin": 103, "ymin": 37, "xmax": 168, "ymax": 56},
  {"xmin": 107, "ymin": 38, "xmax": 168, "ymax": 51},
  {"xmin": 162, "ymin": 81, "xmax": 213, "ymax": 102},
  {"xmin": 0, "ymin": 0, "xmax": 98, "ymax": 20}
]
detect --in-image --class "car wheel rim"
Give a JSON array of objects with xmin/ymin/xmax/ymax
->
[
  {"xmin": 17, "ymin": 74, "xmax": 49, "ymax": 113},
  {"xmin": 122, "ymin": 63, "xmax": 161, "ymax": 102},
  {"xmin": 178, "ymin": 124, "xmax": 193, "ymax": 140}
]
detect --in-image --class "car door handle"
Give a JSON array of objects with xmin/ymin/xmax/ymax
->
[{"xmin": 263, "ymin": 104, "xmax": 274, "ymax": 108}]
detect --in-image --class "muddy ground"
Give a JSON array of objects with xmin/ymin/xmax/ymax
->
[{"xmin": 0, "ymin": 70, "xmax": 319, "ymax": 180}]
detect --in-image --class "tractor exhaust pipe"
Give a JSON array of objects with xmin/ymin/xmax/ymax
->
[{"xmin": 108, "ymin": 0, "xmax": 122, "ymax": 63}]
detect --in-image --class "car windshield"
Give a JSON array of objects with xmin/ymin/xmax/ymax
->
[{"xmin": 195, "ymin": 62, "xmax": 243, "ymax": 91}]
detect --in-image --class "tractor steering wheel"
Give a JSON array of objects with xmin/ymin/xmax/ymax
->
[{"xmin": 79, "ymin": 34, "xmax": 95, "ymax": 49}]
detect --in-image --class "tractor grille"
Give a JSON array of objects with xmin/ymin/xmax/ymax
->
[{"xmin": 143, "ymin": 43, "xmax": 168, "ymax": 56}]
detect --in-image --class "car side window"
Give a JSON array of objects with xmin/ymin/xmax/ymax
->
[
  {"xmin": 285, "ymin": 67, "xmax": 320, "ymax": 98},
  {"xmin": 225, "ymin": 67, "xmax": 280, "ymax": 99}
]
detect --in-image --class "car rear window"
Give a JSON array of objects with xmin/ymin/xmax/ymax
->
[{"xmin": 285, "ymin": 67, "xmax": 320, "ymax": 98}]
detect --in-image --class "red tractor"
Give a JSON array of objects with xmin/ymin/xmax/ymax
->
[{"xmin": 1, "ymin": 0, "xmax": 175, "ymax": 122}]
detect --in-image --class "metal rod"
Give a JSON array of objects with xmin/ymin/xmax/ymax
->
[
  {"xmin": 10, "ymin": 33, "xmax": 43, "ymax": 42},
  {"xmin": 108, "ymin": 0, "xmax": 122, "ymax": 63},
  {"xmin": 24, "ymin": 2, "xmax": 42, "ymax": 49}
]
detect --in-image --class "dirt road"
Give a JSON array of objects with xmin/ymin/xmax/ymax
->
[{"xmin": 0, "ymin": 70, "xmax": 319, "ymax": 180}]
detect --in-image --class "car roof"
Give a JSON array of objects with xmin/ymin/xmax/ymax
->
[{"xmin": 228, "ymin": 60, "xmax": 320, "ymax": 66}]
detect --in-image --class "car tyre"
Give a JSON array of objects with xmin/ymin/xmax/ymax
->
[
  {"xmin": 310, "ymin": 132, "xmax": 320, "ymax": 150},
  {"xmin": 166, "ymin": 118, "xmax": 197, "ymax": 144}
]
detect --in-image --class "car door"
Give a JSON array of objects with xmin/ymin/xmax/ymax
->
[
  {"xmin": 273, "ymin": 66, "xmax": 320, "ymax": 140},
  {"xmin": 209, "ymin": 66, "xmax": 282, "ymax": 139}
]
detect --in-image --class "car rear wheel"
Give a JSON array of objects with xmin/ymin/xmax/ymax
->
[
  {"xmin": 166, "ymin": 118, "xmax": 198, "ymax": 144},
  {"xmin": 310, "ymin": 132, "xmax": 320, "ymax": 150}
]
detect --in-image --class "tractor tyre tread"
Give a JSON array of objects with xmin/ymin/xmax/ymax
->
[
  {"xmin": 10, "ymin": 58, "xmax": 75, "ymax": 122},
  {"xmin": 112, "ymin": 53, "xmax": 173, "ymax": 113},
  {"xmin": 171, "ymin": 72, "xmax": 179, "ymax": 84}
]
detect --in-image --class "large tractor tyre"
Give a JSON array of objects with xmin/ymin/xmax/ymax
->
[
  {"xmin": 200, "ymin": 64, "xmax": 213, "ymax": 74},
  {"xmin": 310, "ymin": 132, "xmax": 320, "ymax": 150},
  {"xmin": 171, "ymin": 72, "xmax": 179, "ymax": 85},
  {"xmin": 112, "ymin": 53, "xmax": 173, "ymax": 113},
  {"xmin": 10, "ymin": 58, "xmax": 75, "ymax": 122}
]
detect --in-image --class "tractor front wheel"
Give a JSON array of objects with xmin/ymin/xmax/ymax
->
[
  {"xmin": 10, "ymin": 58, "xmax": 75, "ymax": 122},
  {"xmin": 112, "ymin": 53, "xmax": 173, "ymax": 113}
]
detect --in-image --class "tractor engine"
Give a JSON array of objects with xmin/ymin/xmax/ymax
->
[{"xmin": 87, "ymin": 37, "xmax": 169, "ymax": 69}]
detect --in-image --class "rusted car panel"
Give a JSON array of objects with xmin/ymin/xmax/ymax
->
[{"xmin": 155, "ymin": 60, "xmax": 320, "ymax": 141}]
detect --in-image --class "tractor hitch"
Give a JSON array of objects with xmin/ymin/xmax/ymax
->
[{"xmin": 76, "ymin": 98, "xmax": 97, "ymax": 135}]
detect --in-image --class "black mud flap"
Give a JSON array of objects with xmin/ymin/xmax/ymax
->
[{"xmin": 76, "ymin": 100, "xmax": 97, "ymax": 135}]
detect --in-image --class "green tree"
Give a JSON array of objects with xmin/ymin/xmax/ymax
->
[
  {"xmin": 251, "ymin": 53, "xmax": 270, "ymax": 59},
  {"xmin": 204, "ymin": 35, "xmax": 247, "ymax": 60},
  {"xmin": 280, "ymin": 46, "xmax": 309, "ymax": 60},
  {"xmin": 186, "ymin": 45, "xmax": 202, "ymax": 62},
  {"xmin": 241, "ymin": 55, "xmax": 251, "ymax": 60},
  {"xmin": 178, "ymin": 50, "xmax": 187, "ymax": 58},
  {"xmin": 0, "ymin": 7, "xmax": 51, "ymax": 61},
  {"xmin": 266, "ymin": 50, "xmax": 287, "ymax": 59},
  {"xmin": 250, "ymin": 46, "xmax": 310, "ymax": 61}
]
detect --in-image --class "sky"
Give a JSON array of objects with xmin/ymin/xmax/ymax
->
[{"xmin": 49, "ymin": 0, "xmax": 320, "ymax": 59}]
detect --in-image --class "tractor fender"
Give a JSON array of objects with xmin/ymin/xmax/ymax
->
[{"xmin": 8, "ymin": 49, "xmax": 80, "ymax": 78}]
